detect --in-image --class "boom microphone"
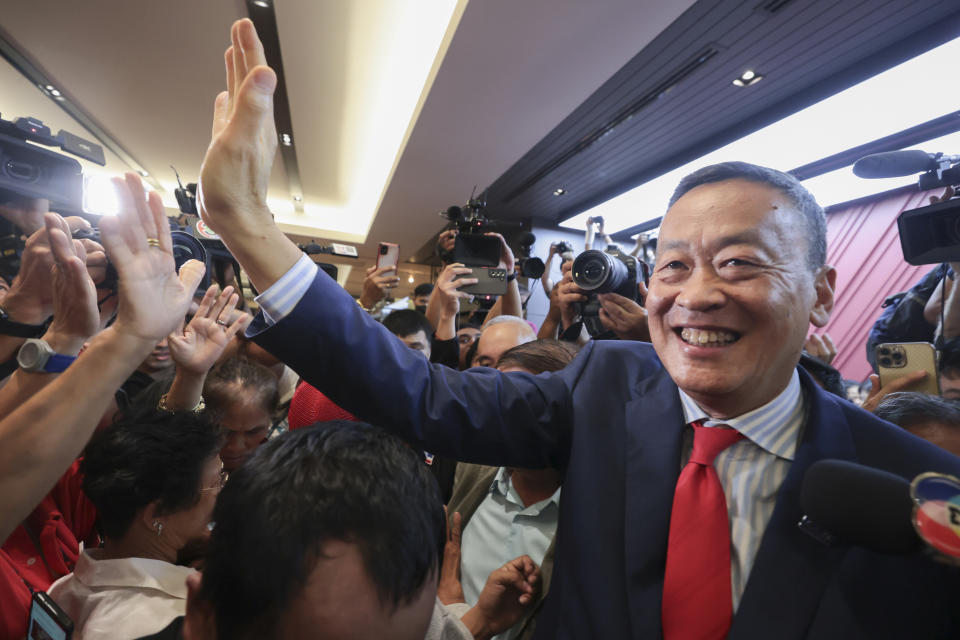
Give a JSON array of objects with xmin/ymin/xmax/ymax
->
[{"xmin": 852, "ymin": 150, "xmax": 941, "ymax": 179}]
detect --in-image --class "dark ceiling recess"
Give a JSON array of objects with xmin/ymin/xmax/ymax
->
[
  {"xmin": 244, "ymin": 0, "xmax": 303, "ymax": 211},
  {"xmin": 480, "ymin": 0, "xmax": 960, "ymax": 236}
]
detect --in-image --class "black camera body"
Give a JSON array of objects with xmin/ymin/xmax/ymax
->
[
  {"xmin": 0, "ymin": 114, "xmax": 104, "ymax": 215},
  {"xmin": 571, "ymin": 248, "xmax": 647, "ymax": 337}
]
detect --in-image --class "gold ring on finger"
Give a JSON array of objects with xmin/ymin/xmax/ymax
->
[{"xmin": 146, "ymin": 238, "xmax": 161, "ymax": 248}]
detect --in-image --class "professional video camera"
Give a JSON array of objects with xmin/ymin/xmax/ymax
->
[
  {"xmin": 0, "ymin": 114, "xmax": 217, "ymax": 292},
  {"xmin": 853, "ymin": 149, "xmax": 960, "ymax": 264},
  {"xmin": 571, "ymin": 247, "xmax": 649, "ymax": 338},
  {"xmin": 439, "ymin": 191, "xmax": 518, "ymax": 296}
]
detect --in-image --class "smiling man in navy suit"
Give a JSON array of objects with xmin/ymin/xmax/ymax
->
[{"xmin": 197, "ymin": 19, "xmax": 960, "ymax": 640}]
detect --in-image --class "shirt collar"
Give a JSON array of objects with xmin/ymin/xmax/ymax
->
[
  {"xmin": 76, "ymin": 549, "xmax": 195, "ymax": 599},
  {"xmin": 677, "ymin": 369, "xmax": 805, "ymax": 461},
  {"xmin": 491, "ymin": 467, "xmax": 561, "ymax": 512}
]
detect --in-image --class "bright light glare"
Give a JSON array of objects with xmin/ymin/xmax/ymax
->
[
  {"xmin": 561, "ymin": 35, "xmax": 960, "ymax": 232},
  {"xmin": 83, "ymin": 174, "xmax": 121, "ymax": 216}
]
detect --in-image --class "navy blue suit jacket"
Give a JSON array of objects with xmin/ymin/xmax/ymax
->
[{"xmin": 251, "ymin": 270, "xmax": 960, "ymax": 639}]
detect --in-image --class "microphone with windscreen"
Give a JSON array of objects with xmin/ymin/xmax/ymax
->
[
  {"xmin": 800, "ymin": 459, "xmax": 921, "ymax": 555},
  {"xmin": 852, "ymin": 150, "xmax": 947, "ymax": 179}
]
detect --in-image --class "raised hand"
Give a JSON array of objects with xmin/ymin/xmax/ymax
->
[
  {"xmin": 359, "ymin": 266, "xmax": 400, "ymax": 310},
  {"xmin": 169, "ymin": 285, "xmax": 250, "ymax": 376},
  {"xmin": 98, "ymin": 173, "xmax": 205, "ymax": 344},
  {"xmin": 197, "ymin": 18, "xmax": 277, "ymax": 236},
  {"xmin": 804, "ymin": 332, "xmax": 837, "ymax": 365},
  {"xmin": 436, "ymin": 263, "xmax": 478, "ymax": 317},
  {"xmin": 598, "ymin": 280, "xmax": 650, "ymax": 341},
  {"xmin": 437, "ymin": 511, "xmax": 465, "ymax": 605},
  {"xmin": 486, "ymin": 232, "xmax": 515, "ymax": 273},
  {"xmin": 43, "ymin": 213, "xmax": 99, "ymax": 351},
  {"xmin": 557, "ymin": 260, "xmax": 586, "ymax": 328},
  {"xmin": 462, "ymin": 555, "xmax": 540, "ymax": 639}
]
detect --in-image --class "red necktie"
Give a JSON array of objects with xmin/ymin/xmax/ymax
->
[{"xmin": 661, "ymin": 422, "xmax": 745, "ymax": 640}]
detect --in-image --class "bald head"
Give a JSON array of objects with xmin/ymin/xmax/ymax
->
[{"xmin": 472, "ymin": 317, "xmax": 536, "ymax": 368}]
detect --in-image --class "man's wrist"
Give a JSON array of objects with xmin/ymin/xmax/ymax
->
[
  {"xmin": 41, "ymin": 330, "xmax": 86, "ymax": 357},
  {"xmin": 2, "ymin": 289, "xmax": 49, "ymax": 325},
  {"xmin": 459, "ymin": 608, "xmax": 494, "ymax": 640}
]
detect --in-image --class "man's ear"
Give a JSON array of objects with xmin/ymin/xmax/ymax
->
[
  {"xmin": 141, "ymin": 501, "xmax": 162, "ymax": 535},
  {"xmin": 183, "ymin": 571, "xmax": 217, "ymax": 640},
  {"xmin": 809, "ymin": 265, "xmax": 837, "ymax": 328}
]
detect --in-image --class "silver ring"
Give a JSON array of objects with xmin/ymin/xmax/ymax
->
[{"xmin": 216, "ymin": 320, "xmax": 229, "ymax": 327}]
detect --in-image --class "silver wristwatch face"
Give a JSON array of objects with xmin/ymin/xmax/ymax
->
[{"xmin": 17, "ymin": 339, "xmax": 49, "ymax": 371}]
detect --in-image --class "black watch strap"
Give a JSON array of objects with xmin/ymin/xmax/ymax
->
[{"xmin": 0, "ymin": 309, "xmax": 46, "ymax": 338}]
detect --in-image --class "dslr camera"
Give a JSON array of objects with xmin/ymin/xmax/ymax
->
[{"xmin": 571, "ymin": 248, "xmax": 648, "ymax": 338}]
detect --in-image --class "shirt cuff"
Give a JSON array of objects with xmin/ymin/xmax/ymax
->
[{"xmin": 254, "ymin": 253, "xmax": 317, "ymax": 326}]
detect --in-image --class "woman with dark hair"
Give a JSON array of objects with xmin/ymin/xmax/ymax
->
[
  {"xmin": 202, "ymin": 355, "xmax": 279, "ymax": 472},
  {"xmin": 48, "ymin": 409, "xmax": 223, "ymax": 640}
]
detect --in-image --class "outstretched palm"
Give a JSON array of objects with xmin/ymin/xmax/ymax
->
[{"xmin": 169, "ymin": 285, "xmax": 250, "ymax": 376}]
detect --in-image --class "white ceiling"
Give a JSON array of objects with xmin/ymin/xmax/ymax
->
[{"xmin": 0, "ymin": 0, "xmax": 695, "ymax": 295}]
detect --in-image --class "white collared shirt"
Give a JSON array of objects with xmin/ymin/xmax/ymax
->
[
  {"xmin": 47, "ymin": 549, "xmax": 195, "ymax": 640},
  {"xmin": 677, "ymin": 369, "xmax": 806, "ymax": 610},
  {"xmin": 461, "ymin": 468, "xmax": 560, "ymax": 640}
]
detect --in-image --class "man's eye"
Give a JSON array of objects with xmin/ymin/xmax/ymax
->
[
  {"xmin": 721, "ymin": 258, "xmax": 755, "ymax": 267},
  {"xmin": 661, "ymin": 260, "xmax": 686, "ymax": 270}
]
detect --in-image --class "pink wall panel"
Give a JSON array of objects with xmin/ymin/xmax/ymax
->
[{"xmin": 817, "ymin": 188, "xmax": 942, "ymax": 382}]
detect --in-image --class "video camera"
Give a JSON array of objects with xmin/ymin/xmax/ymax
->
[
  {"xmin": 439, "ymin": 191, "xmax": 519, "ymax": 296},
  {"xmin": 853, "ymin": 149, "xmax": 960, "ymax": 264},
  {"xmin": 571, "ymin": 247, "xmax": 649, "ymax": 338}
]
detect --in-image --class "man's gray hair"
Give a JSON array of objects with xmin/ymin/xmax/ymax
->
[
  {"xmin": 484, "ymin": 315, "xmax": 536, "ymax": 340},
  {"xmin": 668, "ymin": 161, "xmax": 827, "ymax": 270}
]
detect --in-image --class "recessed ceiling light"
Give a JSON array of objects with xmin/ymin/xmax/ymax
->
[
  {"xmin": 293, "ymin": 195, "xmax": 303, "ymax": 202},
  {"xmin": 253, "ymin": 0, "xmax": 270, "ymax": 7},
  {"xmin": 733, "ymin": 70, "xmax": 763, "ymax": 87},
  {"xmin": 280, "ymin": 133, "xmax": 292, "ymax": 146},
  {"xmin": 553, "ymin": 188, "xmax": 566, "ymax": 196},
  {"xmin": 408, "ymin": 275, "xmax": 415, "ymax": 283},
  {"xmin": 138, "ymin": 170, "xmax": 149, "ymax": 177}
]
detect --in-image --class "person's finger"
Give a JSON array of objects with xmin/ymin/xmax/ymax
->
[
  {"xmin": 194, "ymin": 285, "xmax": 219, "ymax": 320},
  {"xmin": 823, "ymin": 333, "xmax": 837, "ymax": 354},
  {"xmin": 212, "ymin": 90, "xmax": 230, "ymax": 139},
  {"xmin": 177, "ymin": 260, "xmax": 208, "ymax": 300},
  {"xmin": 224, "ymin": 45, "xmax": 236, "ymax": 105},
  {"xmin": 124, "ymin": 173, "xmax": 158, "ymax": 242},
  {"xmin": 237, "ymin": 18, "xmax": 268, "ymax": 77},
  {"xmin": 147, "ymin": 191, "xmax": 174, "ymax": 254},
  {"xmin": 211, "ymin": 286, "xmax": 235, "ymax": 320},
  {"xmin": 365, "ymin": 265, "xmax": 377, "ymax": 277},
  {"xmin": 882, "ymin": 370, "xmax": 927, "ymax": 393},
  {"xmin": 231, "ymin": 22, "xmax": 244, "ymax": 100},
  {"xmin": 96, "ymin": 215, "xmax": 133, "ymax": 268},
  {"xmin": 637, "ymin": 280, "xmax": 648, "ymax": 305},
  {"xmin": 63, "ymin": 216, "xmax": 92, "ymax": 233},
  {"xmin": 225, "ymin": 311, "xmax": 251, "ymax": 339},
  {"xmin": 450, "ymin": 512, "xmax": 461, "ymax": 545},
  {"xmin": 216, "ymin": 292, "xmax": 240, "ymax": 324},
  {"xmin": 223, "ymin": 64, "xmax": 277, "ymax": 141},
  {"xmin": 112, "ymin": 176, "xmax": 147, "ymax": 253},
  {"xmin": 45, "ymin": 214, "xmax": 76, "ymax": 265}
]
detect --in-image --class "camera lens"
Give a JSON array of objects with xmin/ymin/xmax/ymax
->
[
  {"xmin": 380, "ymin": 245, "xmax": 388, "ymax": 255},
  {"xmin": 572, "ymin": 250, "xmax": 627, "ymax": 293}
]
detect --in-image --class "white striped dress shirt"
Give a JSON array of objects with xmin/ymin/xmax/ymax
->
[
  {"xmin": 677, "ymin": 370, "xmax": 806, "ymax": 610},
  {"xmin": 254, "ymin": 253, "xmax": 318, "ymax": 324}
]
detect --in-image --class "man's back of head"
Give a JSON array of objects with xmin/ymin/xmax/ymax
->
[
  {"xmin": 183, "ymin": 421, "xmax": 444, "ymax": 640},
  {"xmin": 873, "ymin": 391, "xmax": 960, "ymax": 456},
  {"xmin": 472, "ymin": 316, "xmax": 536, "ymax": 368}
]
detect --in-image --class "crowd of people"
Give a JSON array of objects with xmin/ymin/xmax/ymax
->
[{"xmin": 2, "ymin": 17, "xmax": 960, "ymax": 640}]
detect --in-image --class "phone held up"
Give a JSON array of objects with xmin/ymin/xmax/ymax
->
[
  {"xmin": 875, "ymin": 342, "xmax": 940, "ymax": 396},
  {"xmin": 376, "ymin": 242, "xmax": 400, "ymax": 272}
]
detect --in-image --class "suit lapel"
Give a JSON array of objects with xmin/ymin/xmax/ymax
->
[
  {"xmin": 623, "ymin": 369, "xmax": 686, "ymax": 638},
  {"xmin": 730, "ymin": 370, "xmax": 858, "ymax": 640}
]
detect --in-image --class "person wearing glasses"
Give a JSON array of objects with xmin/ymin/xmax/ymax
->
[{"xmin": 48, "ymin": 409, "xmax": 224, "ymax": 640}]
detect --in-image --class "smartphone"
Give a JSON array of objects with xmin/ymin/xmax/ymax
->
[
  {"xmin": 376, "ymin": 242, "xmax": 399, "ymax": 271},
  {"xmin": 875, "ymin": 342, "xmax": 940, "ymax": 396},
  {"xmin": 27, "ymin": 592, "xmax": 73, "ymax": 640}
]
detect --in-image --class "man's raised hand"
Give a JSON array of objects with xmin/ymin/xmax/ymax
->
[
  {"xmin": 198, "ymin": 18, "xmax": 278, "ymax": 235},
  {"xmin": 169, "ymin": 285, "xmax": 250, "ymax": 376}
]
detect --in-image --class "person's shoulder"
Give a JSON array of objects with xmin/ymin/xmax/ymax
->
[{"xmin": 578, "ymin": 339, "xmax": 662, "ymax": 374}]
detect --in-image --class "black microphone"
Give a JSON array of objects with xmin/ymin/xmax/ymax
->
[
  {"xmin": 799, "ymin": 459, "xmax": 921, "ymax": 555},
  {"xmin": 852, "ymin": 150, "xmax": 939, "ymax": 179}
]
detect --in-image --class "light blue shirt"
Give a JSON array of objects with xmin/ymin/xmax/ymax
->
[
  {"xmin": 460, "ymin": 468, "xmax": 560, "ymax": 640},
  {"xmin": 677, "ymin": 370, "xmax": 805, "ymax": 610},
  {"xmin": 254, "ymin": 253, "xmax": 318, "ymax": 325}
]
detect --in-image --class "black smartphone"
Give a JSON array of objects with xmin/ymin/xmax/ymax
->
[{"xmin": 27, "ymin": 592, "xmax": 74, "ymax": 640}]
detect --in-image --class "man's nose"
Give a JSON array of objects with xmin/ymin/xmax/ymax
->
[{"xmin": 675, "ymin": 267, "xmax": 726, "ymax": 311}]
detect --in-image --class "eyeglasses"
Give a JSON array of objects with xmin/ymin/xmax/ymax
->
[{"xmin": 201, "ymin": 469, "xmax": 228, "ymax": 493}]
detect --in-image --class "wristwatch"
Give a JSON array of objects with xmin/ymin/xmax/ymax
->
[
  {"xmin": 0, "ymin": 307, "xmax": 47, "ymax": 338},
  {"xmin": 16, "ymin": 339, "xmax": 77, "ymax": 373}
]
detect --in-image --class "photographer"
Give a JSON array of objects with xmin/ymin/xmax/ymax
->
[
  {"xmin": 0, "ymin": 174, "xmax": 204, "ymax": 637},
  {"xmin": 555, "ymin": 259, "xmax": 650, "ymax": 344}
]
